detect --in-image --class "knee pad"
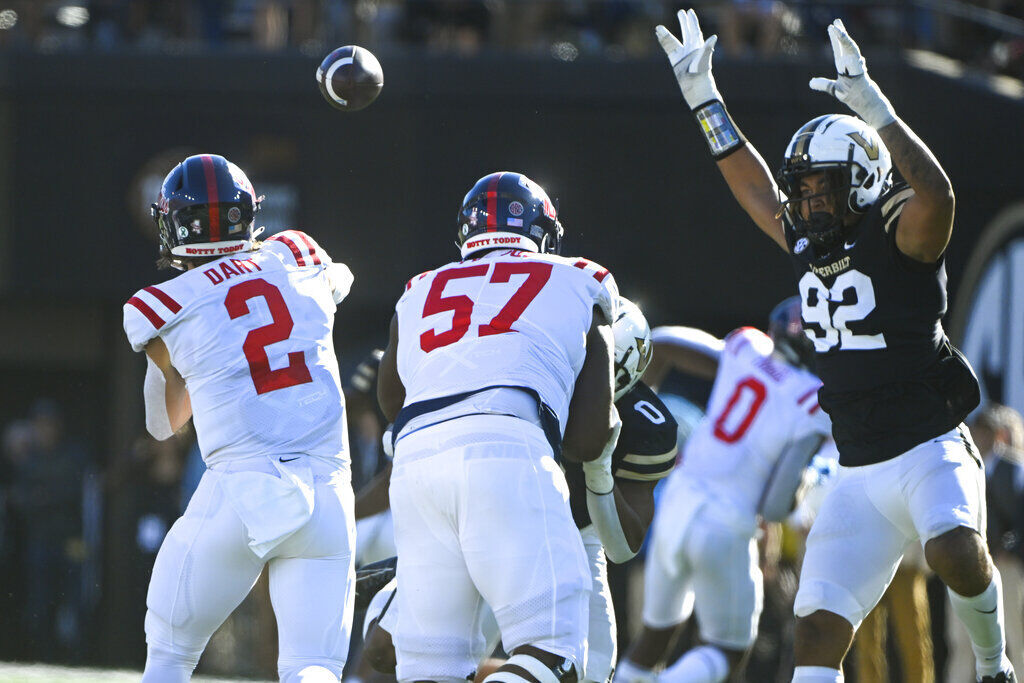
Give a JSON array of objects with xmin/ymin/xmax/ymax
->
[{"xmin": 482, "ymin": 653, "xmax": 577, "ymax": 683}]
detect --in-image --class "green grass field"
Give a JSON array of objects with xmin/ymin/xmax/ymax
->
[{"xmin": 0, "ymin": 663, "xmax": 272, "ymax": 682}]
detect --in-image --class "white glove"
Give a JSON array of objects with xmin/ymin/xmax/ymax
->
[
  {"xmin": 655, "ymin": 9, "xmax": 722, "ymax": 110},
  {"xmin": 809, "ymin": 19, "xmax": 897, "ymax": 130},
  {"xmin": 582, "ymin": 412, "xmax": 621, "ymax": 495}
]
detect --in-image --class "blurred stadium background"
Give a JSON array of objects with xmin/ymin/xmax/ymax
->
[{"xmin": 0, "ymin": 0, "xmax": 1022, "ymax": 680}]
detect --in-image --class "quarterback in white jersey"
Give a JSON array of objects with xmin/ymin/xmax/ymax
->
[
  {"xmin": 122, "ymin": 154, "xmax": 356, "ymax": 683},
  {"xmin": 377, "ymin": 172, "xmax": 621, "ymax": 683},
  {"xmin": 619, "ymin": 297, "xmax": 831, "ymax": 683}
]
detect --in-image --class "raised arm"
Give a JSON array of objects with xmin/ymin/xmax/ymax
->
[
  {"xmin": 655, "ymin": 9, "xmax": 787, "ymax": 251},
  {"xmin": 644, "ymin": 325, "xmax": 724, "ymax": 388},
  {"xmin": 807, "ymin": 20, "xmax": 954, "ymax": 263}
]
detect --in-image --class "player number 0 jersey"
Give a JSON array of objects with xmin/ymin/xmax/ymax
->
[
  {"xmin": 677, "ymin": 327, "xmax": 832, "ymax": 522},
  {"xmin": 122, "ymin": 231, "xmax": 353, "ymax": 466}
]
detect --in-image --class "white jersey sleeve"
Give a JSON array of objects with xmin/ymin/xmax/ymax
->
[
  {"xmin": 123, "ymin": 284, "xmax": 187, "ymax": 352},
  {"xmin": 264, "ymin": 230, "xmax": 353, "ymax": 304}
]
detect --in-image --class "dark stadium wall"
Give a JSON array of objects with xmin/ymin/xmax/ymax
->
[
  {"xmin": 2, "ymin": 51, "xmax": 1020, "ymax": 335},
  {"xmin": 0, "ymin": 51, "xmax": 1021, "ymax": 419}
]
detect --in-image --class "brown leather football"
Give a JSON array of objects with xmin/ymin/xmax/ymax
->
[{"xmin": 316, "ymin": 45, "xmax": 383, "ymax": 112}]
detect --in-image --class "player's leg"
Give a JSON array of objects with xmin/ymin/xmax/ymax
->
[
  {"xmin": 142, "ymin": 470, "xmax": 265, "ymax": 682},
  {"xmin": 269, "ymin": 465, "xmax": 356, "ymax": 683},
  {"xmin": 791, "ymin": 460, "xmax": 913, "ymax": 682},
  {"xmin": 618, "ymin": 485, "xmax": 698, "ymax": 682},
  {"xmin": 457, "ymin": 417, "xmax": 591, "ymax": 682},
  {"xmin": 661, "ymin": 521, "xmax": 761, "ymax": 683},
  {"xmin": 389, "ymin": 430, "xmax": 493, "ymax": 683},
  {"xmin": 578, "ymin": 526, "xmax": 616, "ymax": 683},
  {"xmin": 908, "ymin": 427, "xmax": 1013, "ymax": 679}
]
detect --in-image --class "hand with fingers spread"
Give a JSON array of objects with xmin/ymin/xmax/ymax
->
[
  {"xmin": 809, "ymin": 19, "xmax": 897, "ymax": 130},
  {"xmin": 655, "ymin": 8, "xmax": 721, "ymax": 110}
]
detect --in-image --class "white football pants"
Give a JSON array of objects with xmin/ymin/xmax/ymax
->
[
  {"xmin": 389, "ymin": 414, "xmax": 591, "ymax": 682},
  {"xmin": 142, "ymin": 456, "xmax": 355, "ymax": 683}
]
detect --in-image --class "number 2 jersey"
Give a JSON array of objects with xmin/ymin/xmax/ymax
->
[
  {"xmin": 673, "ymin": 327, "xmax": 831, "ymax": 529},
  {"xmin": 784, "ymin": 183, "xmax": 980, "ymax": 466},
  {"xmin": 393, "ymin": 248, "xmax": 618, "ymax": 436},
  {"xmin": 122, "ymin": 231, "xmax": 353, "ymax": 467}
]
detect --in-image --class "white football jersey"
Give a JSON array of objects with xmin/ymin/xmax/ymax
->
[
  {"xmin": 123, "ymin": 230, "xmax": 354, "ymax": 467},
  {"xmin": 673, "ymin": 327, "xmax": 831, "ymax": 524},
  {"xmin": 394, "ymin": 249, "xmax": 618, "ymax": 433}
]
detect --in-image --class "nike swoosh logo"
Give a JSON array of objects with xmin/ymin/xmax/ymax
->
[
  {"xmin": 976, "ymin": 606, "xmax": 998, "ymax": 614},
  {"xmin": 280, "ymin": 456, "xmax": 299, "ymax": 463},
  {"xmin": 844, "ymin": 241, "xmax": 857, "ymax": 250}
]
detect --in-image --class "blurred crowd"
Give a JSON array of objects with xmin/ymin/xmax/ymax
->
[
  {"xmin": 0, "ymin": 0, "xmax": 1022, "ymax": 78},
  {"xmin": 3, "ymin": 345, "xmax": 1024, "ymax": 681}
]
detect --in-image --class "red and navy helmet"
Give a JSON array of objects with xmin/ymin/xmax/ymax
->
[
  {"xmin": 769, "ymin": 296, "xmax": 816, "ymax": 370},
  {"xmin": 456, "ymin": 172, "xmax": 563, "ymax": 258},
  {"xmin": 151, "ymin": 154, "xmax": 262, "ymax": 270}
]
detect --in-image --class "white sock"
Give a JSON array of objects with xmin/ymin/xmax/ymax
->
[
  {"xmin": 948, "ymin": 569, "xmax": 1011, "ymax": 677},
  {"xmin": 791, "ymin": 666, "xmax": 843, "ymax": 683},
  {"xmin": 616, "ymin": 659, "xmax": 657, "ymax": 683},
  {"xmin": 659, "ymin": 645, "xmax": 729, "ymax": 683}
]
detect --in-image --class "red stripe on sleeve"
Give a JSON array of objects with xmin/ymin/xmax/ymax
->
[
  {"xmin": 292, "ymin": 232, "xmax": 322, "ymax": 265},
  {"xmin": 797, "ymin": 386, "xmax": 819, "ymax": 405},
  {"xmin": 144, "ymin": 286, "xmax": 182, "ymax": 313},
  {"xmin": 572, "ymin": 259, "xmax": 609, "ymax": 282},
  {"xmin": 267, "ymin": 234, "xmax": 307, "ymax": 266},
  {"xmin": 808, "ymin": 402, "xmax": 821, "ymax": 415},
  {"xmin": 127, "ymin": 296, "xmax": 165, "ymax": 329},
  {"xmin": 200, "ymin": 155, "xmax": 221, "ymax": 241}
]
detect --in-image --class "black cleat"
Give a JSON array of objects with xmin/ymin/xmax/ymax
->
[{"xmin": 979, "ymin": 671, "xmax": 1016, "ymax": 683}]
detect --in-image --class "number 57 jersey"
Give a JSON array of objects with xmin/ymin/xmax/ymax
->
[
  {"xmin": 123, "ymin": 231, "xmax": 354, "ymax": 466},
  {"xmin": 394, "ymin": 249, "xmax": 618, "ymax": 435}
]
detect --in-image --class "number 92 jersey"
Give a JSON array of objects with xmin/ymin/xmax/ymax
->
[
  {"xmin": 122, "ymin": 231, "xmax": 354, "ymax": 466},
  {"xmin": 394, "ymin": 249, "xmax": 618, "ymax": 435},
  {"xmin": 784, "ymin": 183, "xmax": 980, "ymax": 466}
]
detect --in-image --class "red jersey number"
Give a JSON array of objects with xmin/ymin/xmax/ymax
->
[
  {"xmin": 712, "ymin": 376, "xmax": 767, "ymax": 444},
  {"xmin": 225, "ymin": 278, "xmax": 313, "ymax": 395},
  {"xmin": 420, "ymin": 261, "xmax": 553, "ymax": 352}
]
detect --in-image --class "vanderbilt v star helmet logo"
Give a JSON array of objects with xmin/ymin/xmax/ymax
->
[{"xmin": 847, "ymin": 132, "xmax": 879, "ymax": 161}]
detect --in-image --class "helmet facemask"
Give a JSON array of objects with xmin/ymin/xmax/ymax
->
[
  {"xmin": 778, "ymin": 156, "xmax": 856, "ymax": 251},
  {"xmin": 612, "ymin": 297, "xmax": 653, "ymax": 400}
]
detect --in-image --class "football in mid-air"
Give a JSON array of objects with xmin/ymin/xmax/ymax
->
[{"xmin": 316, "ymin": 45, "xmax": 383, "ymax": 112}]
